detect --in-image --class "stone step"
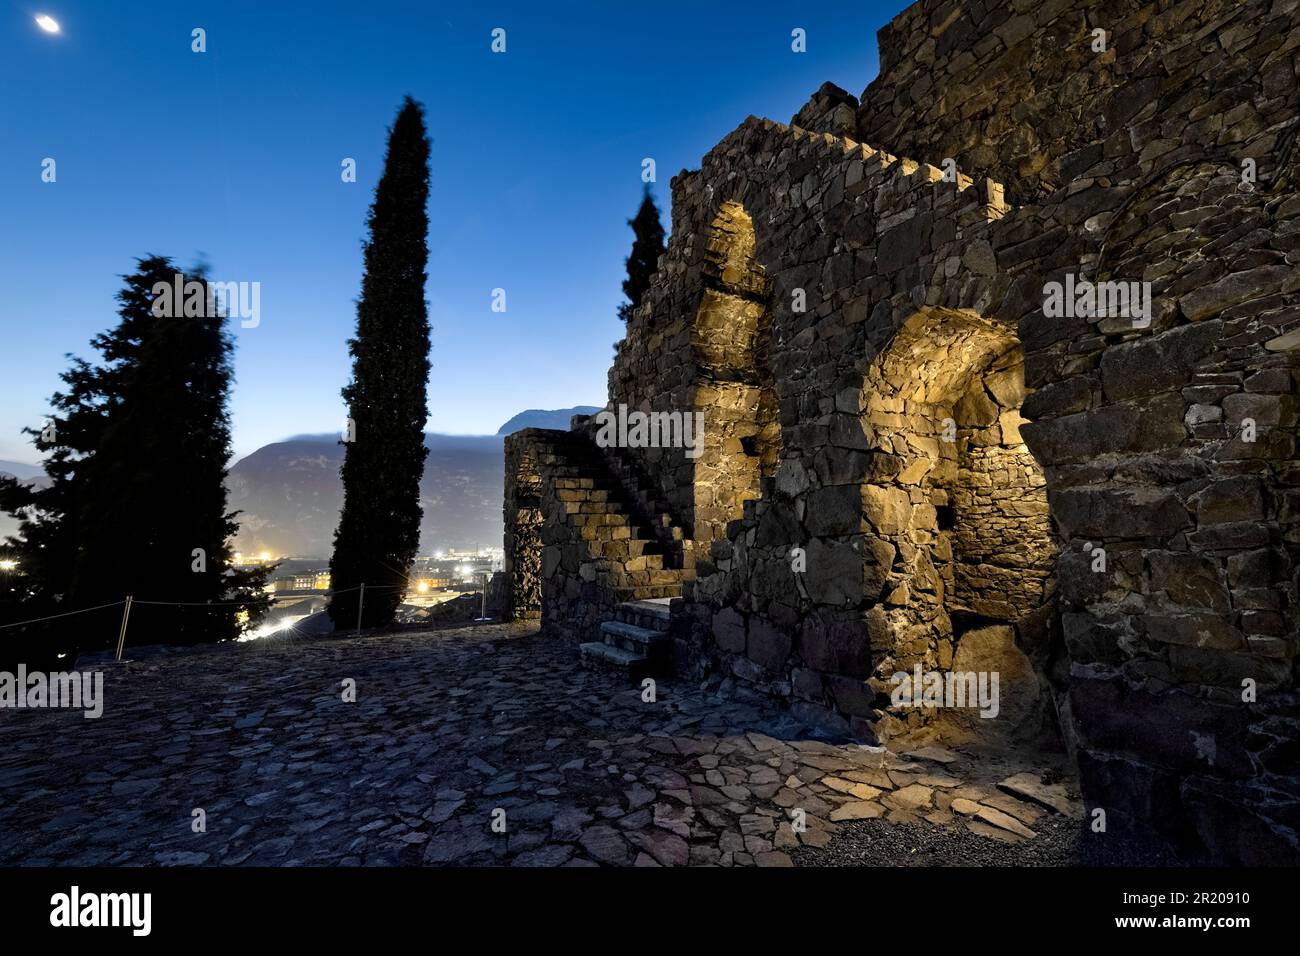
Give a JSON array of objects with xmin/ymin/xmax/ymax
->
[
  {"xmin": 600, "ymin": 619, "xmax": 669, "ymax": 651},
  {"xmin": 615, "ymin": 599, "xmax": 672, "ymax": 632},
  {"xmin": 610, "ymin": 585, "xmax": 682, "ymax": 602},
  {"xmin": 578, "ymin": 641, "xmax": 652, "ymax": 681},
  {"xmin": 609, "ymin": 565, "xmax": 693, "ymax": 582},
  {"xmin": 602, "ymin": 568, "xmax": 690, "ymax": 589}
]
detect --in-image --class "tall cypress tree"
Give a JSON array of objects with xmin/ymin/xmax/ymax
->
[
  {"xmin": 0, "ymin": 256, "xmax": 266, "ymax": 653},
  {"xmin": 328, "ymin": 97, "xmax": 432, "ymax": 631},
  {"xmin": 617, "ymin": 188, "xmax": 666, "ymax": 323}
]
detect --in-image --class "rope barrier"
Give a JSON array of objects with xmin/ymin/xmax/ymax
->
[
  {"xmin": 0, "ymin": 583, "xmax": 419, "ymax": 631},
  {"xmin": 0, "ymin": 600, "xmax": 125, "ymax": 630},
  {"xmin": 132, "ymin": 599, "xmax": 264, "ymax": 607}
]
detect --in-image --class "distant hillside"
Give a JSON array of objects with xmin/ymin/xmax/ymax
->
[
  {"xmin": 227, "ymin": 434, "xmax": 503, "ymax": 558},
  {"xmin": 3, "ymin": 407, "xmax": 600, "ymax": 558},
  {"xmin": 496, "ymin": 406, "xmax": 601, "ymax": 435},
  {"xmin": 0, "ymin": 460, "xmax": 44, "ymax": 481},
  {"xmin": 0, "ymin": 462, "xmax": 46, "ymax": 543}
]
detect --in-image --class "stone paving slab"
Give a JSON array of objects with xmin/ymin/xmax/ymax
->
[{"xmin": 0, "ymin": 623, "xmax": 1078, "ymax": 866}]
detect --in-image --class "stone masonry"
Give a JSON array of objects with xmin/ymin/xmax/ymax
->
[{"xmin": 506, "ymin": 0, "xmax": 1300, "ymax": 864}]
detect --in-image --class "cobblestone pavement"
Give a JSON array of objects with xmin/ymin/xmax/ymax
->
[{"xmin": 0, "ymin": 623, "xmax": 1082, "ymax": 866}]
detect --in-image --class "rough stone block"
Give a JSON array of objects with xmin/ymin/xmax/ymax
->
[
  {"xmin": 805, "ymin": 484, "xmax": 866, "ymax": 536},
  {"xmin": 1052, "ymin": 485, "xmax": 1190, "ymax": 539},
  {"xmin": 1100, "ymin": 320, "xmax": 1222, "ymax": 401},
  {"xmin": 1022, "ymin": 394, "xmax": 1186, "ymax": 464},
  {"xmin": 747, "ymin": 617, "xmax": 793, "ymax": 671},
  {"xmin": 712, "ymin": 607, "xmax": 746, "ymax": 653}
]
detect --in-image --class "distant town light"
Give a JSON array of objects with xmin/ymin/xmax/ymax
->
[
  {"xmin": 35, "ymin": 15, "xmax": 60, "ymax": 33},
  {"xmin": 259, "ymin": 551, "xmax": 272, "ymax": 562}
]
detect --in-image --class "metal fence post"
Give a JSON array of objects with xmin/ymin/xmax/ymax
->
[
  {"xmin": 114, "ymin": 595, "xmax": 134, "ymax": 662},
  {"xmin": 355, "ymin": 583, "xmax": 365, "ymax": 636}
]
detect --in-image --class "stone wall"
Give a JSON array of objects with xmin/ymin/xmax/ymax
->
[
  {"xmin": 857, "ymin": 0, "xmax": 1296, "ymax": 206},
  {"xmin": 502, "ymin": 434, "xmax": 543, "ymax": 620},
  {"xmin": 948, "ymin": 350, "xmax": 1053, "ymax": 623},
  {"xmin": 514, "ymin": 0, "xmax": 1300, "ymax": 863},
  {"xmin": 610, "ymin": 200, "xmax": 780, "ymax": 546}
]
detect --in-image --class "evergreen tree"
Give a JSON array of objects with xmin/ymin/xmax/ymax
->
[
  {"xmin": 0, "ymin": 256, "xmax": 266, "ymax": 655},
  {"xmin": 617, "ymin": 188, "xmax": 666, "ymax": 322},
  {"xmin": 328, "ymin": 97, "xmax": 431, "ymax": 631}
]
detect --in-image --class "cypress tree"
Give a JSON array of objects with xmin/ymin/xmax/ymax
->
[
  {"xmin": 617, "ymin": 188, "xmax": 666, "ymax": 323},
  {"xmin": 328, "ymin": 97, "xmax": 432, "ymax": 631}
]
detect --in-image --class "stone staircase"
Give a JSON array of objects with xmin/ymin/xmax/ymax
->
[
  {"xmin": 578, "ymin": 598, "xmax": 673, "ymax": 682},
  {"xmin": 526, "ymin": 431, "xmax": 694, "ymax": 679}
]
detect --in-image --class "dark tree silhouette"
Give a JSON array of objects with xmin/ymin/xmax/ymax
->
[
  {"xmin": 328, "ymin": 97, "xmax": 432, "ymax": 631},
  {"xmin": 617, "ymin": 187, "xmax": 666, "ymax": 323},
  {"xmin": 0, "ymin": 256, "xmax": 266, "ymax": 657}
]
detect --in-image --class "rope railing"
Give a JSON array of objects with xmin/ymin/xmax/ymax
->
[
  {"xmin": 0, "ymin": 600, "xmax": 126, "ymax": 630},
  {"xmin": 0, "ymin": 581, "xmax": 440, "ymax": 660}
]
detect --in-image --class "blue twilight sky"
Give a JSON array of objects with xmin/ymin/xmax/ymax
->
[{"xmin": 0, "ymin": 0, "xmax": 901, "ymax": 462}]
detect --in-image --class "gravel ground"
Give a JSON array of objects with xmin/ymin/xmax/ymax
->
[
  {"xmin": 792, "ymin": 812, "xmax": 1190, "ymax": 867},
  {"xmin": 791, "ymin": 812, "xmax": 1082, "ymax": 867}
]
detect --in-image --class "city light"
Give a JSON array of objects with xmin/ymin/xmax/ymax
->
[
  {"xmin": 417, "ymin": 580, "xmax": 430, "ymax": 593},
  {"xmin": 259, "ymin": 551, "xmax": 272, "ymax": 562},
  {"xmin": 35, "ymin": 15, "xmax": 60, "ymax": 33},
  {"xmin": 0, "ymin": 559, "xmax": 17, "ymax": 571}
]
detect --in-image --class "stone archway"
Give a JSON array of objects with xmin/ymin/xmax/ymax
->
[
  {"xmin": 689, "ymin": 200, "xmax": 780, "ymax": 545},
  {"xmin": 859, "ymin": 308, "xmax": 1057, "ymax": 746}
]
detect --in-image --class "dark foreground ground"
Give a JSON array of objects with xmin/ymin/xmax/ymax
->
[{"xmin": 0, "ymin": 622, "xmax": 1086, "ymax": 866}]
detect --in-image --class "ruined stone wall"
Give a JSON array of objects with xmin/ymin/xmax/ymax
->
[
  {"xmin": 610, "ymin": 199, "xmax": 779, "ymax": 545},
  {"xmin": 502, "ymin": 433, "xmax": 543, "ymax": 620},
  {"xmin": 521, "ymin": 0, "xmax": 1300, "ymax": 863},
  {"xmin": 607, "ymin": 179, "xmax": 709, "ymax": 538},
  {"xmin": 856, "ymin": 0, "xmax": 1290, "ymax": 206},
  {"xmin": 656, "ymin": 128, "xmax": 1024, "ymax": 739}
]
